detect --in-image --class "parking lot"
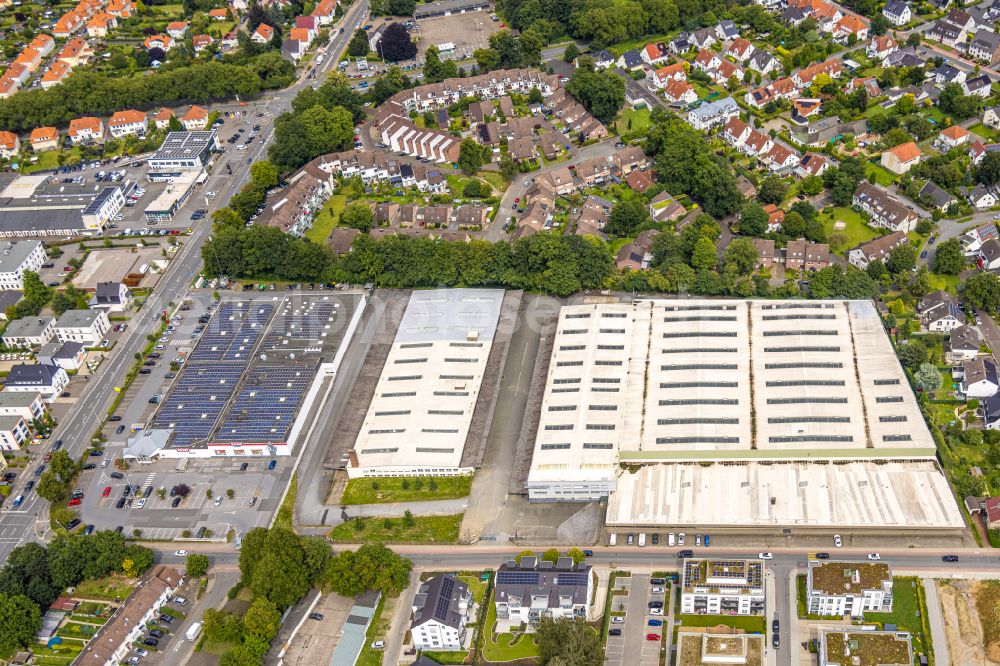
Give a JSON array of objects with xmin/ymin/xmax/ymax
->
[{"xmin": 605, "ymin": 573, "xmax": 667, "ymax": 666}]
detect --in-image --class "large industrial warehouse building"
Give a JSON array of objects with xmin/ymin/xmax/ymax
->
[{"xmin": 526, "ymin": 298, "xmax": 964, "ymax": 531}]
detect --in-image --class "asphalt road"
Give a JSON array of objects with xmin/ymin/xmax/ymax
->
[{"xmin": 0, "ymin": 0, "xmax": 371, "ymax": 564}]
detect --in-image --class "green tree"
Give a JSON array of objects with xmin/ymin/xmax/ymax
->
[
  {"xmin": 542, "ymin": 548, "xmax": 561, "ymax": 563},
  {"xmin": 914, "ymin": 362, "xmax": 943, "ymax": 392},
  {"xmin": 565, "ymin": 68, "xmax": 625, "ymax": 124},
  {"xmin": 757, "ymin": 175, "xmax": 787, "ymax": 204},
  {"xmin": 567, "ymin": 548, "xmax": 587, "ymax": 564},
  {"xmin": 738, "ymin": 202, "xmax": 768, "ymax": 237},
  {"xmin": 186, "ymin": 553, "xmax": 210, "ymax": 577},
  {"xmin": 563, "ymin": 43, "xmax": 580, "ymax": 63},
  {"xmin": 250, "ymin": 161, "xmax": 280, "ymax": 190},
  {"xmin": 0, "ymin": 594, "xmax": 42, "ymax": 656},
  {"xmin": 50, "ymin": 286, "xmax": 89, "ymax": 316},
  {"xmin": 536, "ymin": 617, "xmax": 603, "ymax": 666},
  {"xmin": 35, "ymin": 471, "xmax": 67, "ymax": 503},
  {"xmin": 49, "ymin": 450, "xmax": 78, "ymax": 484},
  {"xmin": 978, "ymin": 151, "xmax": 1000, "ymax": 186},
  {"xmin": 605, "ymin": 199, "xmax": 650, "ymax": 237},
  {"xmin": 340, "ymin": 202, "xmax": 374, "ymax": 232},
  {"xmin": 966, "ymin": 271, "xmax": 1000, "ymax": 311},
  {"xmin": 723, "ymin": 238, "xmax": 759, "ymax": 275},
  {"xmin": 886, "ymin": 244, "xmax": 916, "ymax": 274},
  {"xmin": 202, "ymin": 608, "xmax": 244, "ymax": 644},
  {"xmin": 298, "ymin": 105, "xmax": 354, "ymax": 157},
  {"xmin": 243, "ymin": 597, "xmax": 281, "ymax": 640},
  {"xmin": 691, "ymin": 236, "xmax": 718, "ymax": 271},
  {"xmin": 423, "ymin": 45, "xmax": 457, "ymax": 83},
  {"xmin": 377, "ymin": 22, "xmax": 416, "ymax": 62},
  {"xmin": 897, "ymin": 340, "xmax": 928, "ymax": 368},
  {"xmin": 22, "ymin": 271, "xmax": 52, "ymax": 309},
  {"xmin": 499, "ymin": 154, "xmax": 519, "ymax": 181},
  {"xmin": 933, "ymin": 238, "xmax": 965, "ymax": 274},
  {"xmin": 347, "ymin": 29, "xmax": 369, "ymax": 57},
  {"xmin": 457, "ymin": 138, "xmax": 488, "ymax": 175}
]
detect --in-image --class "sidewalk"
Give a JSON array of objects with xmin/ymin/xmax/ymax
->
[{"xmin": 922, "ymin": 578, "xmax": 951, "ymax": 666}]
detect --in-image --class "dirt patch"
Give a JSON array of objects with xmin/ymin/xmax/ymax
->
[
  {"xmin": 413, "ymin": 9, "xmax": 500, "ymax": 60},
  {"xmin": 977, "ymin": 580, "xmax": 1000, "ymax": 663},
  {"xmin": 937, "ymin": 579, "xmax": 1000, "ymax": 666}
]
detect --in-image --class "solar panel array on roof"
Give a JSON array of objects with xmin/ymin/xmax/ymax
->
[
  {"xmin": 150, "ymin": 365, "xmax": 245, "ymax": 447},
  {"xmin": 214, "ymin": 365, "xmax": 313, "ymax": 442},
  {"xmin": 189, "ymin": 302, "xmax": 274, "ymax": 362},
  {"xmin": 261, "ymin": 300, "xmax": 341, "ymax": 351},
  {"xmin": 434, "ymin": 577, "xmax": 455, "ymax": 622},
  {"xmin": 556, "ymin": 573, "xmax": 590, "ymax": 586},
  {"xmin": 496, "ymin": 571, "xmax": 541, "ymax": 586}
]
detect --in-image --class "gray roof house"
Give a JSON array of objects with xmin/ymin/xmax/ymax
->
[
  {"xmin": 494, "ymin": 556, "xmax": 594, "ymax": 626},
  {"xmin": 411, "ymin": 575, "xmax": 471, "ymax": 651},
  {"xmin": 946, "ymin": 324, "xmax": 981, "ymax": 363},
  {"xmin": 919, "ymin": 181, "xmax": 957, "ymax": 210},
  {"xmin": 919, "ymin": 290, "xmax": 964, "ymax": 332}
]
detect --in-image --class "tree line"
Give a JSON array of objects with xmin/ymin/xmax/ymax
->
[
  {"xmin": 0, "ymin": 532, "xmax": 154, "ymax": 656},
  {"xmin": 0, "ymin": 55, "xmax": 293, "ymax": 133}
]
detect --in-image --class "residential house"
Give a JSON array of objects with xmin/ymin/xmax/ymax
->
[
  {"xmin": 945, "ymin": 8, "xmax": 976, "ymax": 32},
  {"xmin": 508, "ymin": 137, "xmax": 536, "ymax": 163},
  {"xmin": 476, "ymin": 121, "xmax": 502, "ymax": 146},
  {"xmin": 181, "ymin": 106, "xmax": 209, "ymax": 130},
  {"xmin": 0, "ymin": 131, "xmax": 18, "ymax": 159},
  {"xmin": 919, "ymin": 180, "xmax": 957, "ymax": 211},
  {"xmin": 884, "ymin": 47, "xmax": 925, "ymax": 68},
  {"xmin": 192, "ymin": 34, "xmax": 214, "ymax": 52},
  {"xmin": 680, "ymin": 558, "xmax": 766, "ymax": 616},
  {"xmin": 690, "ymin": 28, "xmax": 717, "ymax": 50},
  {"xmin": 968, "ymin": 28, "xmax": 1000, "ymax": 63},
  {"xmin": 726, "ymin": 37, "xmax": 755, "ymax": 61},
  {"xmin": 617, "ymin": 49, "xmax": 644, "ymax": 71},
  {"xmin": 712, "ymin": 59, "xmax": 743, "ymax": 85},
  {"xmin": 742, "ymin": 130, "xmax": 774, "ymax": 157},
  {"xmin": 755, "ymin": 238, "xmax": 777, "ymax": 268},
  {"xmin": 91, "ymin": 281, "xmax": 132, "ymax": 312},
  {"xmin": 86, "ymin": 12, "xmax": 115, "ymax": 37},
  {"xmin": 928, "ymin": 19, "xmax": 966, "ymax": 47},
  {"xmin": 965, "ymin": 74, "xmax": 993, "ymax": 98},
  {"xmin": 543, "ymin": 166, "xmax": 575, "ymax": 195},
  {"xmin": 0, "ymin": 415, "xmax": 29, "ymax": 451},
  {"xmin": 4, "ymin": 364, "xmax": 69, "ymax": 397},
  {"xmin": 663, "ymin": 79, "xmax": 697, "ymax": 105},
  {"xmin": 466, "ymin": 100, "xmax": 493, "ymax": 123},
  {"xmin": 453, "ymin": 205, "xmax": 489, "ymax": 228},
  {"xmin": 57, "ymin": 37, "xmax": 93, "ymax": 67},
  {"xmin": 573, "ymin": 195, "xmax": 612, "ymax": 235},
  {"xmin": 29, "ymin": 34, "xmax": 55, "ymax": 58},
  {"xmin": 797, "ymin": 153, "xmax": 830, "ymax": 178},
  {"xmin": 748, "ymin": 50, "xmax": 781, "ymax": 74},
  {"xmin": 968, "ymin": 183, "xmax": 996, "ymax": 209},
  {"xmin": 919, "ymin": 290, "xmax": 963, "ymax": 332},
  {"xmin": 538, "ymin": 132, "xmax": 565, "ymax": 159},
  {"xmin": 166, "ymin": 20, "xmax": 188, "ymax": 38},
  {"xmin": 410, "ymin": 575, "xmax": 471, "ymax": 651},
  {"xmin": 882, "ymin": 0, "xmax": 912, "ymax": 26},
  {"xmin": 575, "ymin": 157, "xmax": 611, "ymax": 186},
  {"xmin": 847, "ymin": 77, "xmax": 881, "ymax": 96},
  {"xmin": 641, "ymin": 42, "xmax": 669, "ymax": 66},
  {"xmin": 722, "ymin": 117, "xmax": 752, "ymax": 147},
  {"xmin": 933, "ymin": 62, "xmax": 966, "ymax": 85},
  {"xmin": 981, "ymin": 238, "xmax": 1000, "ymax": 269},
  {"xmin": 853, "ymin": 182, "xmax": 918, "ymax": 231},
  {"xmin": 143, "ymin": 34, "xmax": 175, "ymax": 51},
  {"xmin": 29, "ymin": 127, "xmax": 59, "ymax": 152},
  {"xmin": 936, "ymin": 124, "xmax": 971, "ymax": 150},
  {"xmin": 625, "ymin": 169, "xmax": 655, "ymax": 193},
  {"xmin": 252, "ymin": 23, "xmax": 274, "ymax": 43},
  {"xmin": 54, "ymin": 309, "xmax": 110, "ymax": 345},
  {"xmin": 785, "ymin": 239, "xmax": 830, "ymax": 271},
  {"xmin": 13, "ymin": 48, "xmax": 41, "ymax": 74},
  {"xmin": 494, "ymin": 557, "xmax": 593, "ymax": 625},
  {"xmin": 833, "ymin": 14, "xmax": 869, "ymax": 42},
  {"xmin": 107, "ymin": 110, "xmax": 147, "ymax": 139},
  {"xmin": 587, "ymin": 50, "xmax": 614, "ymax": 70},
  {"xmin": 806, "ymin": 561, "xmax": 893, "ymax": 618},
  {"xmin": 37, "ymin": 341, "xmax": 86, "ymax": 371},
  {"xmin": 40, "ymin": 61, "xmax": 71, "ymax": 88},
  {"xmin": 616, "ymin": 229, "xmax": 661, "ymax": 270},
  {"xmin": 867, "ymin": 34, "xmax": 899, "ymax": 60},
  {"xmin": 763, "ymin": 204, "xmax": 785, "ymax": 232},
  {"xmin": 651, "ymin": 62, "xmax": 686, "ymax": 88},
  {"xmin": 153, "ymin": 108, "xmax": 175, "ymax": 131},
  {"xmin": 0, "ymin": 391, "xmax": 47, "ymax": 423},
  {"xmin": 209, "ymin": 7, "xmax": 229, "ymax": 19},
  {"xmin": 2, "ymin": 317, "xmax": 55, "ymax": 348},
  {"xmin": 792, "ymin": 98, "xmax": 823, "ymax": 123},
  {"xmin": 763, "ymin": 142, "xmax": 801, "ymax": 173},
  {"xmin": 68, "ymin": 117, "xmax": 103, "ymax": 144},
  {"xmin": 881, "ymin": 141, "xmax": 921, "ymax": 174},
  {"xmin": 960, "ymin": 357, "xmax": 1000, "ymax": 398},
  {"xmin": 694, "ymin": 49, "xmax": 722, "ymax": 72},
  {"xmin": 946, "ymin": 325, "xmax": 981, "ymax": 363},
  {"xmin": 611, "ymin": 146, "xmax": 648, "ymax": 175},
  {"xmin": 686, "ymin": 97, "xmax": 739, "ymax": 130},
  {"xmin": 716, "ymin": 20, "xmax": 739, "ymax": 40},
  {"xmin": 648, "ymin": 191, "xmax": 685, "ymax": 222},
  {"xmin": 848, "ymin": 230, "xmax": 909, "ymax": 269}
]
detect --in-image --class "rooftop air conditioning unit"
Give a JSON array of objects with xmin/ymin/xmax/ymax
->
[{"xmin": 467, "ymin": 330, "xmax": 479, "ymax": 341}]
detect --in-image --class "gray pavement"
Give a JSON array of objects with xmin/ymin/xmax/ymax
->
[{"xmin": 922, "ymin": 578, "xmax": 950, "ymax": 666}]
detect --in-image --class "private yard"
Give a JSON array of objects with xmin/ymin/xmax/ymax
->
[
  {"xmin": 824, "ymin": 631, "xmax": 912, "ymax": 666},
  {"xmin": 677, "ymin": 614, "xmax": 767, "ymax": 634},
  {"xmin": 969, "ymin": 122, "xmax": 1000, "ymax": 143},
  {"xmin": 23, "ymin": 148, "xmax": 82, "ymax": 174},
  {"xmin": 307, "ymin": 194, "xmax": 347, "ymax": 244},
  {"xmin": 31, "ymin": 644, "xmax": 83, "ymax": 666},
  {"xmin": 328, "ymin": 514, "xmax": 462, "ymax": 544},
  {"xmin": 480, "ymin": 592, "xmax": 542, "ymax": 662},
  {"xmin": 341, "ymin": 475, "xmax": 473, "ymax": 504},
  {"xmin": 866, "ymin": 163, "xmax": 897, "ymax": 187},
  {"xmin": 866, "ymin": 577, "xmax": 932, "ymax": 657},
  {"xmin": 613, "ymin": 107, "xmax": 652, "ymax": 139},
  {"xmin": 819, "ymin": 206, "xmax": 878, "ymax": 253},
  {"xmin": 927, "ymin": 271, "xmax": 961, "ymax": 294},
  {"xmin": 73, "ymin": 575, "xmax": 136, "ymax": 601},
  {"xmin": 420, "ymin": 650, "xmax": 471, "ymax": 664}
]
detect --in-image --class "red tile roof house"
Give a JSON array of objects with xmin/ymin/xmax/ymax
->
[
  {"xmin": 252, "ymin": 23, "xmax": 275, "ymax": 43},
  {"xmin": 68, "ymin": 117, "xmax": 104, "ymax": 144},
  {"xmin": 763, "ymin": 204, "xmax": 785, "ymax": 232},
  {"xmin": 192, "ymin": 34, "xmax": 214, "ymax": 52},
  {"xmin": 181, "ymin": 105, "xmax": 209, "ymax": 130},
  {"xmin": 935, "ymin": 124, "xmax": 971, "ymax": 150},
  {"xmin": 0, "ymin": 131, "xmax": 20, "ymax": 159},
  {"xmin": 107, "ymin": 110, "xmax": 147, "ymax": 138},
  {"xmin": 166, "ymin": 21, "xmax": 188, "ymax": 38},
  {"xmin": 650, "ymin": 62, "xmax": 686, "ymax": 88},
  {"xmin": 153, "ymin": 108, "xmax": 175, "ymax": 130},
  {"xmin": 30, "ymin": 127, "xmax": 60, "ymax": 152}
]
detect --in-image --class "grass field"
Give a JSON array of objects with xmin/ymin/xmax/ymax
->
[
  {"xmin": 927, "ymin": 271, "xmax": 961, "ymax": 294},
  {"xmin": 341, "ymin": 475, "xmax": 473, "ymax": 504},
  {"xmin": 866, "ymin": 163, "xmax": 898, "ymax": 187},
  {"xmin": 866, "ymin": 577, "xmax": 930, "ymax": 655},
  {"xmin": 820, "ymin": 206, "xmax": 878, "ymax": 254},
  {"xmin": 328, "ymin": 514, "xmax": 463, "ymax": 544},
  {"xmin": 477, "ymin": 170, "xmax": 508, "ymax": 192},
  {"xmin": 975, "ymin": 580, "xmax": 1000, "ymax": 656},
  {"xmin": 678, "ymin": 613, "xmax": 767, "ymax": 634},
  {"xmin": 23, "ymin": 147, "xmax": 82, "ymax": 174},
  {"xmin": 73, "ymin": 575, "xmax": 136, "ymax": 601},
  {"xmin": 614, "ymin": 106, "xmax": 652, "ymax": 138},
  {"xmin": 307, "ymin": 194, "xmax": 347, "ymax": 244},
  {"xmin": 969, "ymin": 122, "xmax": 1000, "ymax": 143},
  {"xmin": 420, "ymin": 650, "xmax": 470, "ymax": 664},
  {"xmin": 273, "ymin": 474, "xmax": 296, "ymax": 531}
]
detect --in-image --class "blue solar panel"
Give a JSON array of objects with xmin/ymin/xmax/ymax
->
[
  {"xmin": 214, "ymin": 365, "xmax": 312, "ymax": 442},
  {"xmin": 556, "ymin": 573, "xmax": 589, "ymax": 585},
  {"xmin": 496, "ymin": 572, "xmax": 540, "ymax": 585}
]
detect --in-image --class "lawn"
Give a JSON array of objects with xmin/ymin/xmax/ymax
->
[
  {"xmin": 975, "ymin": 580, "xmax": 1000, "ymax": 654},
  {"xmin": 480, "ymin": 591, "xmax": 542, "ymax": 662},
  {"xmin": 341, "ymin": 475, "xmax": 473, "ymax": 504},
  {"xmin": 677, "ymin": 614, "xmax": 767, "ymax": 634},
  {"xmin": 420, "ymin": 650, "xmax": 471, "ymax": 664},
  {"xmin": 969, "ymin": 122, "xmax": 1000, "ymax": 143},
  {"xmin": 927, "ymin": 271, "xmax": 961, "ymax": 294},
  {"xmin": 273, "ymin": 473, "xmax": 297, "ymax": 531},
  {"xmin": 866, "ymin": 577, "xmax": 931, "ymax": 656},
  {"xmin": 31, "ymin": 644, "xmax": 82, "ymax": 666},
  {"xmin": 476, "ymin": 170, "xmax": 508, "ymax": 192},
  {"xmin": 866, "ymin": 163, "xmax": 897, "ymax": 187},
  {"xmin": 73, "ymin": 575, "xmax": 136, "ymax": 601},
  {"xmin": 307, "ymin": 194, "xmax": 347, "ymax": 244},
  {"xmin": 22, "ymin": 147, "xmax": 81, "ymax": 174},
  {"xmin": 328, "ymin": 514, "xmax": 463, "ymax": 544},
  {"xmin": 820, "ymin": 206, "xmax": 878, "ymax": 254},
  {"xmin": 614, "ymin": 106, "xmax": 652, "ymax": 137}
]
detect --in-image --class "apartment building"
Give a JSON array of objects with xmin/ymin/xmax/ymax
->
[
  {"xmin": 806, "ymin": 561, "xmax": 893, "ymax": 618},
  {"xmin": 852, "ymin": 182, "xmax": 919, "ymax": 232},
  {"xmin": 680, "ymin": 559, "xmax": 766, "ymax": 616},
  {"xmin": 53, "ymin": 309, "xmax": 110, "ymax": 345},
  {"xmin": 494, "ymin": 557, "xmax": 594, "ymax": 626},
  {"xmin": 410, "ymin": 575, "xmax": 471, "ymax": 651}
]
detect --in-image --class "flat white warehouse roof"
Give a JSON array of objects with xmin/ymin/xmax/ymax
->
[
  {"xmin": 606, "ymin": 460, "xmax": 965, "ymax": 529},
  {"xmin": 349, "ymin": 289, "xmax": 504, "ymax": 475}
]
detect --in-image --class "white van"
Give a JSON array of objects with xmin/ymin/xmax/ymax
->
[
  {"xmin": 668, "ymin": 532, "xmax": 676, "ymax": 547},
  {"xmin": 609, "ymin": 533, "xmax": 617, "ymax": 546},
  {"xmin": 638, "ymin": 533, "xmax": 646, "ymax": 547}
]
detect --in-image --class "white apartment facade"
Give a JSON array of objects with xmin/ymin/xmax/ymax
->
[
  {"xmin": 0, "ymin": 240, "xmax": 47, "ymax": 290},
  {"xmin": 54, "ymin": 309, "xmax": 110, "ymax": 345},
  {"xmin": 680, "ymin": 559, "xmax": 766, "ymax": 616},
  {"xmin": 807, "ymin": 561, "xmax": 893, "ymax": 618}
]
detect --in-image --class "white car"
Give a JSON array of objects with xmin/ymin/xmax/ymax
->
[
  {"xmin": 214, "ymin": 496, "xmax": 223, "ymax": 506},
  {"xmin": 758, "ymin": 552, "xmax": 773, "ymax": 560},
  {"xmin": 206, "ymin": 191, "xmax": 216, "ymax": 198},
  {"xmin": 649, "ymin": 607, "xmax": 663, "ymax": 616},
  {"xmin": 867, "ymin": 553, "xmax": 881, "ymax": 561},
  {"xmin": 371, "ymin": 641, "xmax": 385, "ymax": 650},
  {"xmin": 678, "ymin": 532, "xmax": 685, "ymax": 546},
  {"xmin": 101, "ymin": 459, "xmax": 109, "ymax": 468},
  {"xmin": 651, "ymin": 587, "xmax": 665, "ymax": 594},
  {"xmin": 174, "ymin": 550, "xmax": 188, "ymax": 557},
  {"xmin": 833, "ymin": 534, "xmax": 842, "ymax": 547},
  {"xmin": 611, "ymin": 616, "xmax": 625, "ymax": 624},
  {"xmin": 237, "ymin": 144, "xmax": 248, "ymax": 151},
  {"xmin": 136, "ymin": 498, "xmax": 146, "ymax": 508}
]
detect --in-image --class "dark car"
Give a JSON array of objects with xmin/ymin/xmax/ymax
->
[
  {"xmin": 143, "ymin": 360, "xmax": 156, "ymax": 367},
  {"xmin": 144, "ymin": 486, "xmax": 153, "ymax": 497},
  {"xmin": 943, "ymin": 555, "xmax": 959, "ymax": 562},
  {"xmin": 171, "ymin": 497, "xmax": 181, "ymax": 508},
  {"xmin": 149, "ymin": 629, "xmax": 164, "ymax": 639},
  {"xmin": 89, "ymin": 449, "xmax": 103, "ymax": 457},
  {"xmin": 52, "ymin": 439, "xmax": 63, "ymax": 450},
  {"xmin": 115, "ymin": 526, "xmax": 124, "ymax": 533},
  {"xmin": 149, "ymin": 353, "xmax": 161, "ymax": 359},
  {"xmin": 109, "ymin": 415, "xmax": 122, "ymax": 421},
  {"xmin": 25, "ymin": 480, "xmax": 34, "ymax": 491},
  {"xmin": 82, "ymin": 464, "xmax": 96, "ymax": 470},
  {"xmin": 67, "ymin": 519, "xmax": 81, "ymax": 530},
  {"xmin": 143, "ymin": 638, "xmax": 158, "ymax": 647},
  {"xmin": 1, "ymin": 472, "xmax": 14, "ymax": 481},
  {"xmin": 268, "ymin": 459, "xmax": 276, "ymax": 470},
  {"xmin": 677, "ymin": 549, "xmax": 693, "ymax": 558},
  {"xmin": 609, "ymin": 628, "xmax": 622, "ymax": 636},
  {"xmin": 82, "ymin": 525, "xmax": 95, "ymax": 535},
  {"xmin": 139, "ymin": 369, "xmax": 151, "ymax": 375},
  {"xmin": 122, "ymin": 486, "xmax": 131, "ymax": 497},
  {"xmin": 34, "ymin": 465, "xmax": 45, "ymax": 476},
  {"xmin": 115, "ymin": 425, "xmax": 126, "ymax": 434},
  {"xmin": 582, "ymin": 549, "xmax": 594, "ymax": 557},
  {"xmin": 815, "ymin": 552, "xmax": 830, "ymax": 559},
  {"xmin": 159, "ymin": 615, "xmax": 174, "ymax": 624},
  {"xmin": 240, "ymin": 462, "xmax": 248, "ymax": 471},
  {"xmin": 308, "ymin": 612, "xmax": 324, "ymax": 620},
  {"xmin": 110, "ymin": 471, "xmax": 124, "ymax": 479},
  {"xmin": 116, "ymin": 497, "xmax": 127, "ymax": 509}
]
